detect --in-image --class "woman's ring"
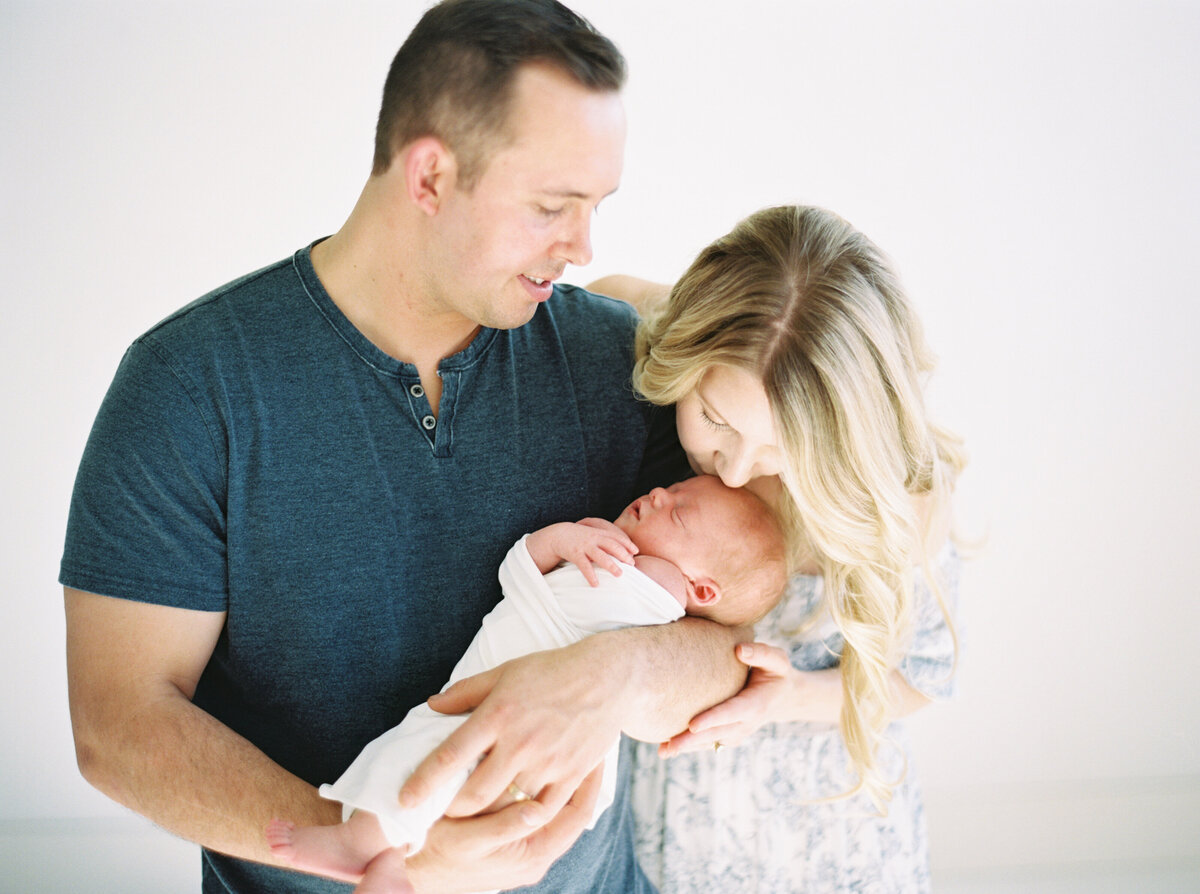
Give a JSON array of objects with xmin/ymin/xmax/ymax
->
[
  {"xmin": 506, "ymin": 782, "xmax": 532, "ymax": 802},
  {"xmin": 714, "ymin": 741, "xmax": 726, "ymax": 753}
]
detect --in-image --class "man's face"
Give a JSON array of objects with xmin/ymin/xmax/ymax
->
[
  {"xmin": 428, "ymin": 62, "xmax": 626, "ymax": 330},
  {"xmin": 614, "ymin": 475, "xmax": 750, "ymax": 587}
]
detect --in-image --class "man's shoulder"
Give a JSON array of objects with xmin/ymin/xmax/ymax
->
[
  {"xmin": 138, "ymin": 252, "xmax": 303, "ymax": 348},
  {"xmin": 542, "ymin": 282, "xmax": 638, "ymax": 336},
  {"xmin": 531, "ymin": 283, "xmax": 639, "ymax": 370}
]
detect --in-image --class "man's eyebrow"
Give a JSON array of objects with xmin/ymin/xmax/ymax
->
[{"xmin": 536, "ymin": 186, "xmax": 620, "ymax": 201}]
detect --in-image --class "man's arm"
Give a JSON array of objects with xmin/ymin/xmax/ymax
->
[
  {"xmin": 67, "ymin": 586, "xmax": 605, "ymax": 891},
  {"xmin": 399, "ymin": 616, "xmax": 748, "ymax": 821},
  {"xmin": 65, "ymin": 588, "xmax": 341, "ymax": 865}
]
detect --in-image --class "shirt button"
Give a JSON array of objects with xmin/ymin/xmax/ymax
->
[
  {"xmin": 409, "ymin": 383, "xmax": 425, "ymax": 398},
  {"xmin": 422, "ymin": 415, "xmax": 436, "ymax": 430}
]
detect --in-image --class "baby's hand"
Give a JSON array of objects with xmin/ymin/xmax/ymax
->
[{"xmin": 541, "ymin": 519, "xmax": 638, "ymax": 587}]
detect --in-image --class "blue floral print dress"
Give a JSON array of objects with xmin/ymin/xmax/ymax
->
[{"xmin": 630, "ymin": 545, "xmax": 961, "ymax": 893}]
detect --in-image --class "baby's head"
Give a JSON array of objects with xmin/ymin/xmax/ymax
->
[{"xmin": 614, "ymin": 475, "xmax": 787, "ymax": 626}]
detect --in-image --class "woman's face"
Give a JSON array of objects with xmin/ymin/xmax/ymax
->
[{"xmin": 676, "ymin": 365, "xmax": 783, "ymax": 500}]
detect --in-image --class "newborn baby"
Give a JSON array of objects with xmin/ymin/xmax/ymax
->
[{"xmin": 268, "ymin": 475, "xmax": 786, "ymax": 891}]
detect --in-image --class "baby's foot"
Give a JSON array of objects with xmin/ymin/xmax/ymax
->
[
  {"xmin": 265, "ymin": 818, "xmax": 299, "ymax": 862},
  {"xmin": 265, "ymin": 810, "xmax": 389, "ymax": 882}
]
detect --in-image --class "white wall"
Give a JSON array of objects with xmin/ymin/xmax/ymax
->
[{"xmin": 3, "ymin": 0, "xmax": 1198, "ymax": 888}]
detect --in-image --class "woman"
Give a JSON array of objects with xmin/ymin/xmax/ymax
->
[{"xmin": 591, "ymin": 205, "xmax": 966, "ymax": 892}]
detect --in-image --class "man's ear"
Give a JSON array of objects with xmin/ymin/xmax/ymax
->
[
  {"xmin": 691, "ymin": 578, "xmax": 722, "ymax": 606},
  {"xmin": 403, "ymin": 136, "xmax": 457, "ymax": 216}
]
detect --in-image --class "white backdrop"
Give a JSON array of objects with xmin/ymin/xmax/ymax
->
[{"xmin": 3, "ymin": 0, "xmax": 1198, "ymax": 889}]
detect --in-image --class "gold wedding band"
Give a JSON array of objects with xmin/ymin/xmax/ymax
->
[
  {"xmin": 506, "ymin": 782, "xmax": 532, "ymax": 802},
  {"xmin": 714, "ymin": 741, "xmax": 726, "ymax": 753}
]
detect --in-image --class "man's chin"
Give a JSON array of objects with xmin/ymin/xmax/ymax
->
[{"xmin": 486, "ymin": 301, "xmax": 541, "ymax": 331}]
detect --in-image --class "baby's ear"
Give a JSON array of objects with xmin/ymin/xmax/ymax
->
[{"xmin": 692, "ymin": 579, "xmax": 721, "ymax": 606}]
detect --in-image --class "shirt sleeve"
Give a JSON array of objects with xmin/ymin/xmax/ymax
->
[
  {"xmin": 59, "ymin": 338, "xmax": 228, "ymax": 611},
  {"xmin": 897, "ymin": 543, "xmax": 963, "ymax": 700}
]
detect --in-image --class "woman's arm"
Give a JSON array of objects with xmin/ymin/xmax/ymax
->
[
  {"xmin": 587, "ymin": 275, "xmax": 672, "ymax": 317},
  {"xmin": 656, "ymin": 645, "xmax": 931, "ymax": 755},
  {"xmin": 658, "ymin": 524, "xmax": 961, "ymax": 754}
]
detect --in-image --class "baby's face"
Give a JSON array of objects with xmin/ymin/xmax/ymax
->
[{"xmin": 613, "ymin": 475, "xmax": 748, "ymax": 586}]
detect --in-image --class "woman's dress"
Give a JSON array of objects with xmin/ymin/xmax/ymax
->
[{"xmin": 630, "ymin": 545, "xmax": 961, "ymax": 893}]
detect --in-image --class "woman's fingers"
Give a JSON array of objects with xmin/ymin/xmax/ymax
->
[
  {"xmin": 688, "ymin": 689, "xmax": 762, "ymax": 733},
  {"xmin": 736, "ymin": 641, "xmax": 792, "ymax": 674},
  {"xmin": 659, "ymin": 721, "xmax": 743, "ymax": 756}
]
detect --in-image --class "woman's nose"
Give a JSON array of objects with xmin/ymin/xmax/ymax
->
[{"xmin": 716, "ymin": 451, "xmax": 754, "ymax": 489}]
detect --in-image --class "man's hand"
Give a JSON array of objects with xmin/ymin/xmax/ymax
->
[
  {"xmin": 399, "ymin": 616, "xmax": 749, "ymax": 815},
  {"xmin": 405, "ymin": 765, "xmax": 603, "ymax": 894},
  {"xmin": 399, "ymin": 639, "xmax": 628, "ymax": 822}
]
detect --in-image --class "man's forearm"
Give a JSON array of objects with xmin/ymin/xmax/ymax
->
[
  {"xmin": 75, "ymin": 689, "xmax": 341, "ymax": 867},
  {"xmin": 597, "ymin": 616, "xmax": 749, "ymax": 743},
  {"xmin": 66, "ymin": 588, "xmax": 344, "ymax": 869}
]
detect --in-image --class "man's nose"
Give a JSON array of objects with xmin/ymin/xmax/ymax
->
[{"xmin": 556, "ymin": 209, "xmax": 593, "ymax": 267}]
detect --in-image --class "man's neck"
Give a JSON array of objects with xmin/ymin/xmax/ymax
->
[{"xmin": 311, "ymin": 186, "xmax": 477, "ymax": 416}]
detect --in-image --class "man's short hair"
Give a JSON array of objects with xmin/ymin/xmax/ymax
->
[{"xmin": 373, "ymin": 0, "xmax": 626, "ymax": 187}]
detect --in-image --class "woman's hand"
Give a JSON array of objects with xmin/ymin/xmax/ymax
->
[
  {"xmin": 658, "ymin": 643, "xmax": 842, "ymax": 755},
  {"xmin": 657, "ymin": 642, "xmax": 793, "ymax": 755}
]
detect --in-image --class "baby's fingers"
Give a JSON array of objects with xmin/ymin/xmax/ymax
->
[
  {"xmin": 577, "ymin": 518, "xmax": 638, "ymax": 554},
  {"xmin": 590, "ymin": 547, "xmax": 626, "ymax": 579},
  {"xmin": 576, "ymin": 555, "xmax": 600, "ymax": 587}
]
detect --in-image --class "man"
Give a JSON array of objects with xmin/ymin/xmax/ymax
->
[{"xmin": 61, "ymin": 2, "xmax": 745, "ymax": 892}]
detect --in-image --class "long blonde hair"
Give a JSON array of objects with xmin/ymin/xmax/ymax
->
[{"xmin": 634, "ymin": 205, "xmax": 967, "ymax": 812}]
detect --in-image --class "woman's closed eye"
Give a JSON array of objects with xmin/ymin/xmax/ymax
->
[{"xmin": 700, "ymin": 408, "xmax": 730, "ymax": 431}]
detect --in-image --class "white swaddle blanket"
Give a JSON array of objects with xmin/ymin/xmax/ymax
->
[{"xmin": 319, "ymin": 534, "xmax": 684, "ymax": 854}]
